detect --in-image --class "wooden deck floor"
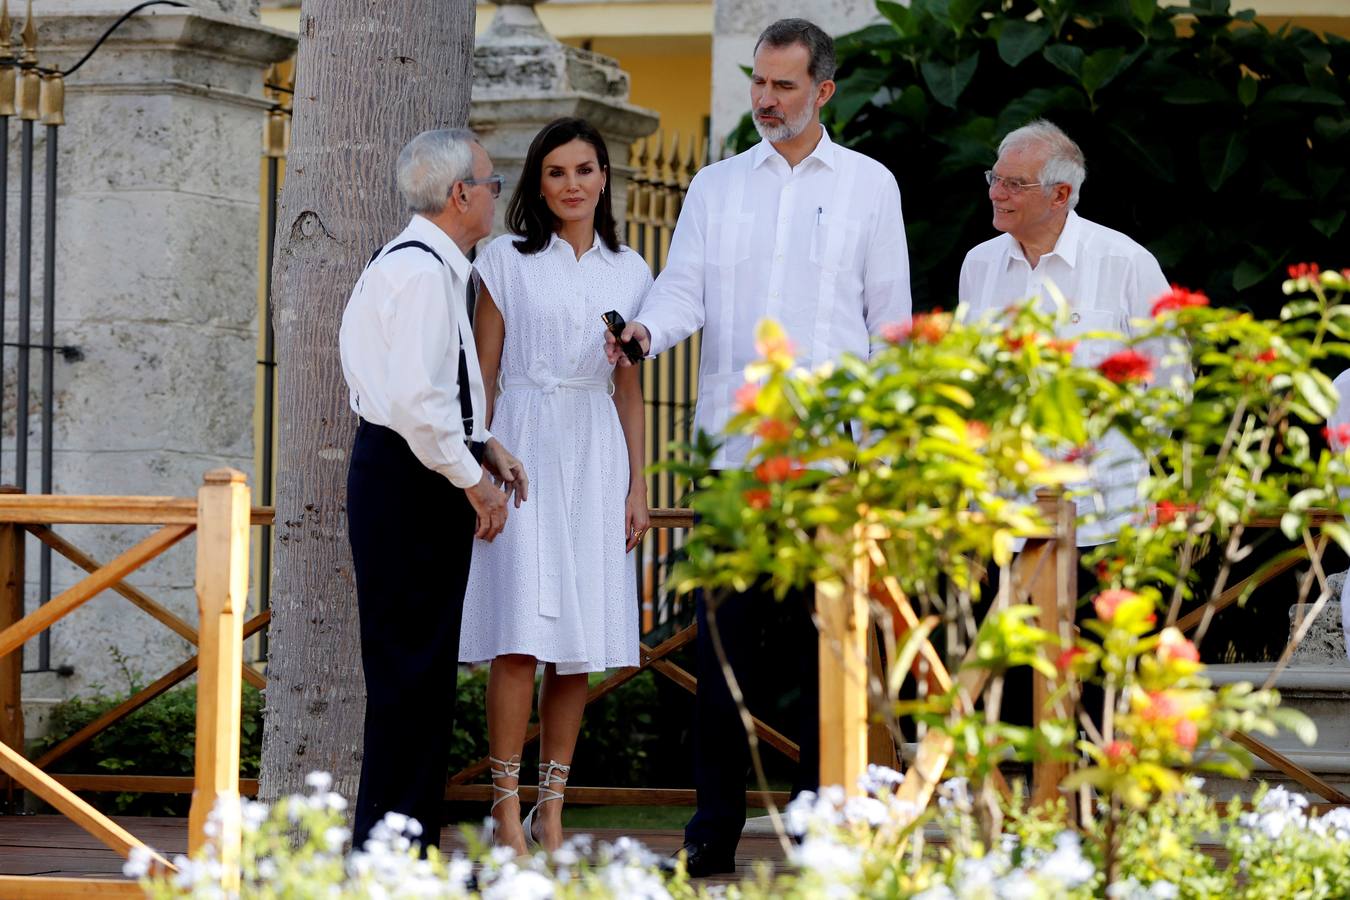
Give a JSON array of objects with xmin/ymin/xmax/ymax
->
[{"xmin": 0, "ymin": 815, "xmax": 789, "ymax": 886}]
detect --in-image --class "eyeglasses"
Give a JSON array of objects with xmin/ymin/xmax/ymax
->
[
  {"xmin": 984, "ymin": 170, "xmax": 1045, "ymax": 193},
  {"xmin": 461, "ymin": 174, "xmax": 505, "ymax": 198}
]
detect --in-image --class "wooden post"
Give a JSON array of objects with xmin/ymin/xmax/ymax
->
[
  {"xmin": 0, "ymin": 486, "xmax": 24, "ymax": 808},
  {"xmin": 188, "ymin": 469, "xmax": 250, "ymax": 888},
  {"xmin": 1027, "ymin": 490, "xmax": 1077, "ymax": 807},
  {"xmin": 818, "ymin": 526, "xmax": 870, "ymax": 794}
]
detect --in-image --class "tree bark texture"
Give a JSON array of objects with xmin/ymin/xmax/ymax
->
[{"xmin": 260, "ymin": 0, "xmax": 476, "ymax": 803}]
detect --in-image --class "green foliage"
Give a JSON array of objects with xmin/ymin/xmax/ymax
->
[
  {"xmin": 35, "ymin": 664, "xmax": 671, "ymax": 817},
  {"xmin": 731, "ymin": 0, "xmax": 1350, "ymax": 312},
  {"xmin": 31, "ymin": 682, "xmax": 264, "ymax": 816}
]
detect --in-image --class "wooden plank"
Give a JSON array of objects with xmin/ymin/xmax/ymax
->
[
  {"xmin": 817, "ymin": 526, "xmax": 869, "ymax": 795},
  {"xmin": 648, "ymin": 508, "xmax": 694, "ymax": 529},
  {"xmin": 1232, "ymin": 731, "xmax": 1350, "ymax": 804},
  {"xmin": 0, "ymin": 516, "xmax": 23, "ymax": 801},
  {"xmin": 1029, "ymin": 492, "xmax": 1075, "ymax": 808},
  {"xmin": 0, "ymin": 525, "xmax": 195, "ymax": 661},
  {"xmin": 0, "ymin": 495, "xmax": 273, "ymax": 527},
  {"xmin": 443, "ymin": 784, "xmax": 791, "ymax": 806},
  {"xmin": 50, "ymin": 776, "xmax": 259, "ymax": 795},
  {"xmin": 187, "ymin": 469, "xmax": 250, "ymax": 891},
  {"xmin": 0, "ymin": 876, "xmax": 146, "ymax": 897},
  {"xmin": 1175, "ymin": 545, "xmax": 1308, "ymax": 636},
  {"xmin": 27, "ymin": 524, "xmax": 200, "ymax": 647},
  {"xmin": 0, "ymin": 742, "xmax": 173, "ymax": 871}
]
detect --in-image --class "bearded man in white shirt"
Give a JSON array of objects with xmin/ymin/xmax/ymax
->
[
  {"xmin": 607, "ymin": 18, "xmax": 912, "ymax": 876},
  {"xmin": 339, "ymin": 128, "xmax": 528, "ymax": 852},
  {"xmin": 959, "ymin": 120, "xmax": 1189, "ymax": 725}
]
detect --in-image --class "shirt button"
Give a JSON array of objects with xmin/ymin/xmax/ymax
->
[{"xmin": 1071, "ymin": 312, "xmax": 1081, "ymax": 324}]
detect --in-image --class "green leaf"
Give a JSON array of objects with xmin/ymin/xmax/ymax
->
[
  {"xmin": 1262, "ymin": 85, "xmax": 1345, "ymax": 106},
  {"xmin": 1164, "ymin": 79, "xmax": 1231, "ymax": 105},
  {"xmin": 1043, "ymin": 44, "xmax": 1085, "ymax": 81},
  {"xmin": 1238, "ymin": 74, "xmax": 1259, "ymax": 107},
  {"xmin": 920, "ymin": 53, "xmax": 980, "ymax": 109},
  {"xmin": 1198, "ymin": 131, "xmax": 1249, "ymax": 191},
  {"xmin": 1130, "ymin": 0, "xmax": 1157, "ymax": 25},
  {"xmin": 876, "ymin": 0, "xmax": 915, "ymax": 36},
  {"xmin": 1311, "ymin": 210, "xmax": 1346, "ymax": 238},
  {"xmin": 1292, "ymin": 370, "xmax": 1336, "ymax": 418},
  {"xmin": 830, "ymin": 66, "xmax": 890, "ymax": 126},
  {"xmin": 1081, "ymin": 48, "xmax": 1137, "ymax": 99},
  {"xmin": 997, "ymin": 20, "xmax": 1051, "ymax": 68}
]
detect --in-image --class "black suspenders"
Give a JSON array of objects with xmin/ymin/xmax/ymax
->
[{"xmin": 366, "ymin": 240, "xmax": 475, "ymax": 439}]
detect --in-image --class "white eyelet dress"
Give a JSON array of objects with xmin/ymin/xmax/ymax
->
[{"xmin": 458, "ymin": 232, "xmax": 652, "ymax": 675}]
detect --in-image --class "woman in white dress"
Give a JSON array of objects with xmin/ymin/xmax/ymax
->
[{"xmin": 458, "ymin": 117, "xmax": 651, "ymax": 854}]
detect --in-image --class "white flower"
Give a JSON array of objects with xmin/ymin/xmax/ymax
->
[
  {"xmin": 789, "ymin": 835, "xmax": 863, "ymax": 880},
  {"xmin": 913, "ymin": 886, "xmax": 956, "ymax": 900},
  {"xmin": 937, "ymin": 777, "xmax": 972, "ymax": 812},
  {"xmin": 323, "ymin": 826, "xmax": 350, "ymax": 853},
  {"xmin": 122, "ymin": 845, "xmax": 154, "ymax": 879},
  {"xmin": 861, "ymin": 763, "xmax": 905, "ymax": 794},
  {"xmin": 305, "ymin": 771, "xmax": 334, "ymax": 792},
  {"xmin": 843, "ymin": 795, "xmax": 889, "ymax": 827},
  {"xmin": 482, "ymin": 868, "xmax": 555, "ymax": 900},
  {"xmin": 1148, "ymin": 881, "xmax": 1179, "ymax": 899},
  {"xmin": 1038, "ymin": 830, "xmax": 1094, "ymax": 887},
  {"xmin": 1313, "ymin": 806, "xmax": 1350, "ymax": 841},
  {"xmin": 241, "ymin": 799, "xmax": 269, "ymax": 831}
]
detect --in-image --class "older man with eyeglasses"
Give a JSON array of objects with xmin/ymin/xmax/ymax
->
[{"xmin": 958, "ymin": 119, "xmax": 1191, "ymax": 724}]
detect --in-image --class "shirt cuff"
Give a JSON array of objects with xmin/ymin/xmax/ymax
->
[{"xmin": 438, "ymin": 451, "xmax": 484, "ymax": 490}]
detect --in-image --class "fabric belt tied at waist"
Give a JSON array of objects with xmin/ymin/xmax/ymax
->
[{"xmin": 498, "ymin": 372, "xmax": 613, "ymax": 618}]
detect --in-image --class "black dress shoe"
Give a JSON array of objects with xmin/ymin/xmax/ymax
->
[{"xmin": 666, "ymin": 841, "xmax": 736, "ymax": 878}]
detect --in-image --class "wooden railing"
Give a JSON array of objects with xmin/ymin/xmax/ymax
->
[{"xmin": 0, "ymin": 470, "xmax": 258, "ymax": 895}]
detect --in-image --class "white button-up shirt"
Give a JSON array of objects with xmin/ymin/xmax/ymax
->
[
  {"xmin": 636, "ymin": 127, "xmax": 912, "ymax": 469},
  {"xmin": 339, "ymin": 215, "xmax": 490, "ymax": 489},
  {"xmin": 958, "ymin": 210, "xmax": 1188, "ymax": 546}
]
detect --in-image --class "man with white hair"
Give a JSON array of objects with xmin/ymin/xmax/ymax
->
[
  {"xmin": 960, "ymin": 119, "xmax": 1186, "ymax": 548},
  {"xmin": 959, "ymin": 120, "xmax": 1189, "ymax": 726},
  {"xmin": 606, "ymin": 17, "xmax": 911, "ymax": 877},
  {"xmin": 340, "ymin": 128, "xmax": 527, "ymax": 851}
]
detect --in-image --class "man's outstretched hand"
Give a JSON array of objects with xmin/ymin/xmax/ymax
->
[{"xmin": 604, "ymin": 320, "xmax": 651, "ymax": 367}]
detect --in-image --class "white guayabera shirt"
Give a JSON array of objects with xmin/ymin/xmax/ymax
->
[
  {"xmin": 958, "ymin": 210, "xmax": 1190, "ymax": 546},
  {"xmin": 1329, "ymin": 369, "xmax": 1350, "ymax": 662},
  {"xmin": 635, "ymin": 126, "xmax": 912, "ymax": 469}
]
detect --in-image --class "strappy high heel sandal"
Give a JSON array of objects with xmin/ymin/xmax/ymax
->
[
  {"xmin": 487, "ymin": 754, "xmax": 522, "ymax": 843},
  {"xmin": 521, "ymin": 759, "xmax": 571, "ymax": 851}
]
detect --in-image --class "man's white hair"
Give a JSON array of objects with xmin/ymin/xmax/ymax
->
[
  {"xmin": 998, "ymin": 120, "xmax": 1086, "ymax": 210},
  {"xmin": 396, "ymin": 128, "xmax": 478, "ymax": 215}
]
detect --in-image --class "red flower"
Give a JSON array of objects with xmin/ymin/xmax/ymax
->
[
  {"xmin": 1157, "ymin": 627, "xmax": 1200, "ymax": 664},
  {"xmin": 1288, "ymin": 262, "xmax": 1321, "ymax": 280},
  {"xmin": 1173, "ymin": 718, "xmax": 1198, "ymax": 750},
  {"xmin": 1141, "ymin": 690, "xmax": 1181, "ymax": 722},
  {"xmin": 734, "ymin": 383, "xmax": 760, "ymax": 415},
  {"xmin": 1003, "ymin": 331, "xmax": 1027, "ymax": 351},
  {"xmin": 1064, "ymin": 444, "xmax": 1095, "ymax": 464},
  {"xmin": 1093, "ymin": 588, "xmax": 1139, "ymax": 623},
  {"xmin": 1324, "ymin": 424, "xmax": 1350, "ymax": 449},
  {"xmin": 1105, "ymin": 740, "xmax": 1135, "ymax": 765},
  {"xmin": 755, "ymin": 418, "xmax": 793, "ymax": 442},
  {"xmin": 967, "ymin": 420, "xmax": 990, "ymax": 442},
  {"xmin": 753, "ymin": 456, "xmax": 805, "ymax": 484},
  {"xmin": 1150, "ymin": 284, "xmax": 1210, "ymax": 318},
  {"xmin": 1154, "ymin": 500, "xmax": 1198, "ymax": 525},
  {"xmin": 743, "ymin": 488, "xmax": 772, "ymax": 510},
  {"xmin": 1055, "ymin": 646, "xmax": 1086, "ymax": 674},
  {"xmin": 1255, "ymin": 348, "xmax": 1278, "ymax": 364},
  {"xmin": 880, "ymin": 322, "xmax": 910, "ymax": 344},
  {"xmin": 1098, "ymin": 349, "xmax": 1154, "ymax": 384}
]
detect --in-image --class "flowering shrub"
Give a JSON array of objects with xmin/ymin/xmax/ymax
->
[{"xmin": 134, "ymin": 770, "xmax": 1350, "ymax": 898}]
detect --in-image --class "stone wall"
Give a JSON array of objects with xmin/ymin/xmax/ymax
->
[{"xmin": 5, "ymin": 5, "xmax": 292, "ymax": 708}]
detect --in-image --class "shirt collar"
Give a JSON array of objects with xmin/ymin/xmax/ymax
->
[
  {"xmin": 407, "ymin": 214, "xmax": 472, "ymax": 282},
  {"xmin": 1004, "ymin": 210, "xmax": 1081, "ymax": 270},
  {"xmin": 544, "ymin": 230, "xmax": 623, "ymax": 267},
  {"xmin": 750, "ymin": 123, "xmax": 837, "ymax": 171}
]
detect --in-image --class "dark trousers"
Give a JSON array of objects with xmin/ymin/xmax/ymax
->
[
  {"xmin": 684, "ymin": 582, "xmax": 820, "ymax": 851},
  {"xmin": 347, "ymin": 421, "xmax": 475, "ymax": 851}
]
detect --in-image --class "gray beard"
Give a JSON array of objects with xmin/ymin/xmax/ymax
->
[{"xmin": 753, "ymin": 104, "xmax": 816, "ymax": 143}]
